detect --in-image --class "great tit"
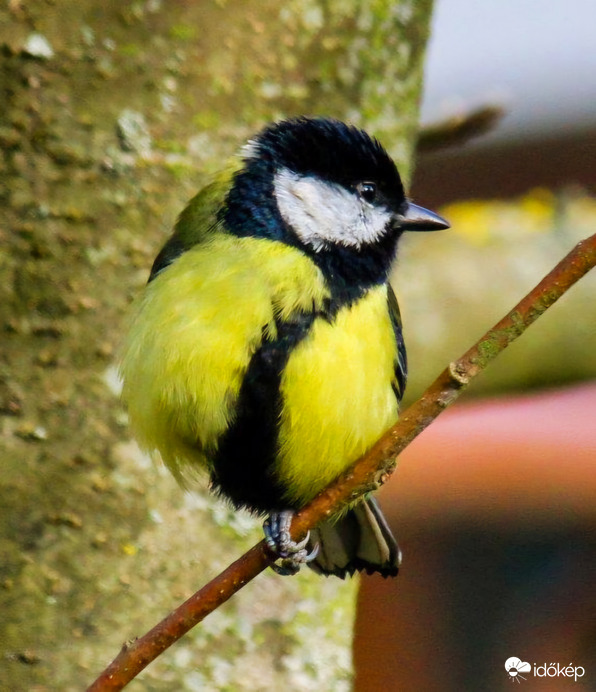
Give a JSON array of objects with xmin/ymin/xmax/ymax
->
[{"xmin": 120, "ymin": 117, "xmax": 448, "ymax": 578}]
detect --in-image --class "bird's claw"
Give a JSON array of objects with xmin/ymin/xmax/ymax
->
[{"xmin": 263, "ymin": 510, "xmax": 319, "ymax": 576}]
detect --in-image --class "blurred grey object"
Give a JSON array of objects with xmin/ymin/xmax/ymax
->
[{"xmin": 415, "ymin": 0, "xmax": 596, "ymax": 204}]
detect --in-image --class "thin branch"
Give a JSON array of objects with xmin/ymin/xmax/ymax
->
[
  {"xmin": 416, "ymin": 105, "xmax": 505, "ymax": 154},
  {"xmin": 88, "ymin": 233, "xmax": 596, "ymax": 691}
]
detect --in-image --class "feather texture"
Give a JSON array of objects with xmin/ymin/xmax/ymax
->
[
  {"xmin": 117, "ymin": 117, "xmax": 440, "ymax": 578},
  {"xmin": 120, "ymin": 235, "xmax": 329, "ymax": 487}
]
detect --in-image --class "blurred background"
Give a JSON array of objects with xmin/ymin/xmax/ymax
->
[
  {"xmin": 355, "ymin": 0, "xmax": 596, "ymax": 689},
  {"xmin": 417, "ymin": 0, "xmax": 596, "ymax": 207}
]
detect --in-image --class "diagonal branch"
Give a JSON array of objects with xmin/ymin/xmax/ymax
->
[{"xmin": 88, "ymin": 233, "xmax": 596, "ymax": 692}]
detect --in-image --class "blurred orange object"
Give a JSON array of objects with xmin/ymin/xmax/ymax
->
[{"xmin": 354, "ymin": 383, "xmax": 596, "ymax": 692}]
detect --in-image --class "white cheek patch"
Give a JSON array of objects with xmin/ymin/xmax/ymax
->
[{"xmin": 273, "ymin": 168, "xmax": 392, "ymax": 251}]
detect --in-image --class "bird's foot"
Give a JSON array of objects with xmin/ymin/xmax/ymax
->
[{"xmin": 263, "ymin": 510, "xmax": 319, "ymax": 576}]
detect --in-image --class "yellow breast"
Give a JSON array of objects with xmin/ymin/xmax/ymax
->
[
  {"xmin": 276, "ymin": 284, "xmax": 399, "ymax": 506},
  {"xmin": 119, "ymin": 234, "xmax": 329, "ymax": 485}
]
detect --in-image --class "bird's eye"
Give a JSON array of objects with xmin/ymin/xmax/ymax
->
[{"xmin": 356, "ymin": 181, "xmax": 377, "ymax": 204}]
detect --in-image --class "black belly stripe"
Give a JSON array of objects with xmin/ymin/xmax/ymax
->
[
  {"xmin": 209, "ymin": 281, "xmax": 391, "ymax": 514},
  {"xmin": 210, "ymin": 311, "xmax": 318, "ymax": 514}
]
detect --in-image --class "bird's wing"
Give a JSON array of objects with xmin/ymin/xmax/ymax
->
[
  {"xmin": 387, "ymin": 283, "xmax": 407, "ymax": 403},
  {"xmin": 149, "ymin": 166, "xmax": 237, "ymax": 280}
]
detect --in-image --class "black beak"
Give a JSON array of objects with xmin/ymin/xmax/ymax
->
[{"xmin": 394, "ymin": 202, "xmax": 450, "ymax": 232}]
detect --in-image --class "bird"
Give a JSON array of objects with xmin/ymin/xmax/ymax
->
[{"xmin": 120, "ymin": 116, "xmax": 449, "ymax": 578}]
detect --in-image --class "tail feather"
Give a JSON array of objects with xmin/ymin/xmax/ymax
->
[{"xmin": 307, "ymin": 497, "xmax": 400, "ymax": 578}]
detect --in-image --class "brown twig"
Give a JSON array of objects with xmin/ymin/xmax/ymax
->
[
  {"xmin": 416, "ymin": 105, "xmax": 505, "ymax": 154},
  {"xmin": 88, "ymin": 233, "xmax": 596, "ymax": 691}
]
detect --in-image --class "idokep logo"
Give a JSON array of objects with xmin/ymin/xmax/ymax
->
[
  {"xmin": 505, "ymin": 657, "xmax": 586, "ymax": 683},
  {"xmin": 505, "ymin": 658, "xmax": 531, "ymax": 683}
]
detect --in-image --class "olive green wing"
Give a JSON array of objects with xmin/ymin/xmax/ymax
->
[{"xmin": 149, "ymin": 165, "xmax": 238, "ymax": 281}]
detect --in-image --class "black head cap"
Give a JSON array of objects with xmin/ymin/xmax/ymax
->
[{"xmin": 248, "ymin": 117, "xmax": 406, "ymax": 211}]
